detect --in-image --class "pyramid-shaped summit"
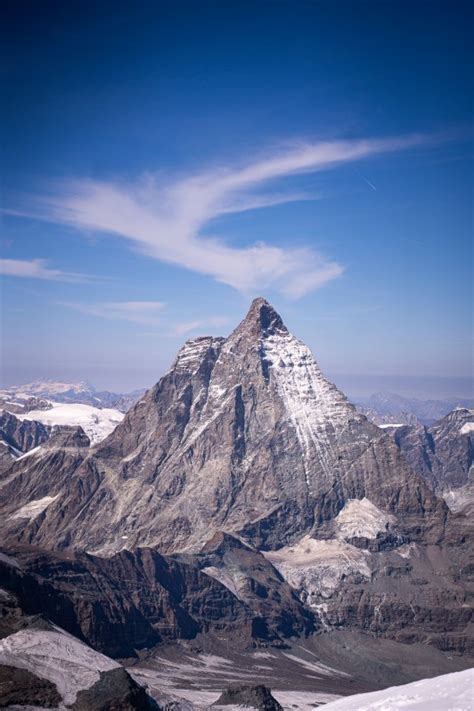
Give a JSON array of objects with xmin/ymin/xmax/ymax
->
[
  {"xmin": 0, "ymin": 298, "xmax": 445, "ymax": 556},
  {"xmin": 236, "ymin": 296, "xmax": 286, "ymax": 336}
]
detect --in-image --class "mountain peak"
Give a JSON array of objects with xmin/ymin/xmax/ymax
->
[{"xmin": 238, "ymin": 297, "xmax": 286, "ymax": 337}]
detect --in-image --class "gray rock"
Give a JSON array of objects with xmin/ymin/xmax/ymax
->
[
  {"xmin": 71, "ymin": 666, "xmax": 159, "ymax": 710},
  {"xmin": 0, "ymin": 663, "xmax": 62, "ymax": 708},
  {"xmin": 0, "ymin": 410, "xmax": 50, "ymax": 455},
  {"xmin": 213, "ymin": 684, "xmax": 282, "ymax": 711},
  {"xmin": 388, "ymin": 408, "xmax": 473, "ymax": 496}
]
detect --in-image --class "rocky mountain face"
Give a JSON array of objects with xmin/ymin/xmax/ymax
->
[
  {"xmin": 0, "ymin": 298, "xmax": 448, "ymax": 556},
  {"xmin": 0, "ymin": 410, "xmax": 91, "ymax": 480},
  {"xmin": 0, "ymin": 547, "xmax": 260, "ymax": 658},
  {"xmin": 0, "ymin": 298, "xmax": 472, "ymax": 684},
  {"xmin": 384, "ymin": 408, "xmax": 473, "ymax": 516},
  {"xmin": 0, "ymin": 410, "xmax": 50, "ymax": 457},
  {"xmin": 213, "ymin": 684, "xmax": 283, "ymax": 710}
]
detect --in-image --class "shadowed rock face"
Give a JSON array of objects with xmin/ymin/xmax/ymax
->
[
  {"xmin": 176, "ymin": 532, "xmax": 316, "ymax": 639},
  {"xmin": 0, "ymin": 546, "xmax": 261, "ymax": 658},
  {"xmin": 70, "ymin": 667, "xmax": 159, "ymax": 710},
  {"xmin": 387, "ymin": 409, "xmax": 473, "ymax": 497},
  {"xmin": 0, "ymin": 664, "xmax": 62, "ymax": 708},
  {"xmin": 0, "ymin": 410, "xmax": 90, "ymax": 479},
  {"xmin": 0, "ymin": 410, "xmax": 50, "ymax": 456},
  {"xmin": 213, "ymin": 684, "xmax": 283, "ymax": 711},
  {"xmin": 0, "ymin": 298, "xmax": 448, "ymax": 555},
  {"xmin": 46, "ymin": 425, "xmax": 91, "ymax": 449}
]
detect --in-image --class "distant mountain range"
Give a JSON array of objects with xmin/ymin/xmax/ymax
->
[
  {"xmin": 355, "ymin": 391, "xmax": 474, "ymax": 426},
  {"xmin": 0, "ymin": 380, "xmax": 145, "ymax": 414}
]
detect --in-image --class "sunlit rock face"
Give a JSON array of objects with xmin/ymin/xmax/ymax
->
[
  {"xmin": 0, "ymin": 298, "xmax": 447, "ymax": 555},
  {"xmin": 0, "ymin": 299, "xmax": 471, "ymax": 656}
]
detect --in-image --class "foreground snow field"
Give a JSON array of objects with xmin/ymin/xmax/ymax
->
[
  {"xmin": 319, "ymin": 668, "xmax": 474, "ymax": 711},
  {"xmin": 16, "ymin": 401, "xmax": 124, "ymax": 444}
]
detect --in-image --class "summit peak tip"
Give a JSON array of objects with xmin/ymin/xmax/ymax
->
[{"xmin": 238, "ymin": 297, "xmax": 286, "ymax": 336}]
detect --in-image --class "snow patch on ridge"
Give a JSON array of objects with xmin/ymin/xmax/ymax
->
[
  {"xmin": 16, "ymin": 445, "xmax": 44, "ymax": 461},
  {"xmin": 201, "ymin": 566, "xmax": 246, "ymax": 600},
  {"xmin": 174, "ymin": 337, "xmax": 222, "ymax": 374},
  {"xmin": 460, "ymin": 422, "xmax": 474, "ymax": 435},
  {"xmin": 335, "ymin": 498, "xmax": 396, "ymax": 540}
]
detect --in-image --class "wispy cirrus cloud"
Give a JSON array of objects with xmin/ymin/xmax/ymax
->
[
  {"xmin": 172, "ymin": 316, "xmax": 230, "ymax": 336},
  {"xmin": 0, "ymin": 258, "xmax": 90, "ymax": 283},
  {"xmin": 21, "ymin": 133, "xmax": 432, "ymax": 298},
  {"xmin": 62, "ymin": 300, "xmax": 166, "ymax": 326}
]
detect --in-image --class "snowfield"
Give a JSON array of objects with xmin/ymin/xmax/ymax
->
[
  {"xmin": 16, "ymin": 401, "xmax": 124, "ymax": 444},
  {"xmin": 319, "ymin": 668, "xmax": 474, "ymax": 710},
  {"xmin": 335, "ymin": 498, "xmax": 396, "ymax": 540}
]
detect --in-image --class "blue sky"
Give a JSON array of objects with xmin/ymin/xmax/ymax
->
[{"xmin": 1, "ymin": 0, "xmax": 472, "ymax": 396}]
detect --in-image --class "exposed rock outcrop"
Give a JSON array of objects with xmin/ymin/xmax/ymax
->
[
  {"xmin": 0, "ymin": 410, "xmax": 50, "ymax": 455},
  {"xmin": 385, "ymin": 408, "xmax": 473, "ymax": 515},
  {"xmin": 177, "ymin": 531, "xmax": 315, "ymax": 640},
  {"xmin": 213, "ymin": 684, "xmax": 282, "ymax": 710},
  {"xmin": 71, "ymin": 667, "xmax": 159, "ymax": 710}
]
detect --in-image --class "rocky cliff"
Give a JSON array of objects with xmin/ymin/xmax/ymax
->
[
  {"xmin": 0, "ymin": 298, "xmax": 471, "ymax": 659},
  {"xmin": 385, "ymin": 408, "xmax": 473, "ymax": 515},
  {"xmin": 0, "ymin": 299, "xmax": 448, "ymax": 555}
]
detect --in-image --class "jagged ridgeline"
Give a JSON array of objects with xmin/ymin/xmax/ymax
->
[{"xmin": 0, "ymin": 298, "xmax": 472, "ymax": 656}]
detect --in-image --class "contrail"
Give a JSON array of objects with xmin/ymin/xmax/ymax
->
[
  {"xmin": 354, "ymin": 168, "xmax": 377, "ymax": 191},
  {"xmin": 361, "ymin": 174, "xmax": 377, "ymax": 191}
]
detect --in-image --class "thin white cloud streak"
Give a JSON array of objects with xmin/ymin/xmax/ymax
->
[
  {"xmin": 172, "ymin": 316, "xmax": 230, "ymax": 336},
  {"xmin": 62, "ymin": 301, "xmax": 166, "ymax": 325},
  {"xmin": 30, "ymin": 133, "xmax": 429, "ymax": 297},
  {"xmin": 0, "ymin": 258, "xmax": 90, "ymax": 283}
]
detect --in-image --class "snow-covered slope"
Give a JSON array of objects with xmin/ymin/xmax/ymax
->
[
  {"xmin": 334, "ymin": 497, "xmax": 396, "ymax": 540},
  {"xmin": 16, "ymin": 402, "xmax": 124, "ymax": 444},
  {"xmin": 263, "ymin": 328, "xmax": 356, "ymax": 483},
  {"xmin": 319, "ymin": 668, "xmax": 474, "ymax": 710}
]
